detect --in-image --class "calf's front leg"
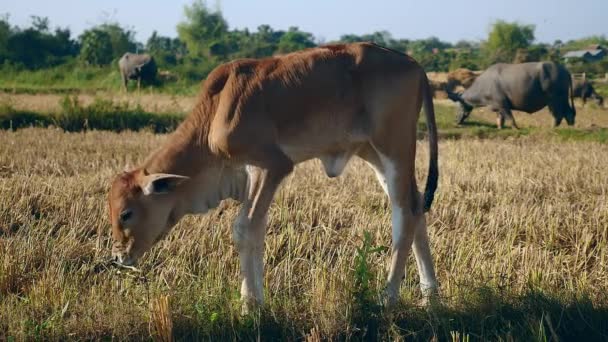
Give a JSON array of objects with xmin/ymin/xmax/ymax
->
[{"xmin": 232, "ymin": 148, "xmax": 294, "ymax": 314}]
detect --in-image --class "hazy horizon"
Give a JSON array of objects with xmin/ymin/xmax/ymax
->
[{"xmin": 3, "ymin": 0, "xmax": 607, "ymax": 45}]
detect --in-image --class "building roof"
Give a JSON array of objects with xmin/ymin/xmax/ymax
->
[
  {"xmin": 563, "ymin": 50, "xmax": 591, "ymax": 58},
  {"xmin": 588, "ymin": 49, "xmax": 605, "ymax": 57},
  {"xmin": 563, "ymin": 48, "xmax": 606, "ymax": 59}
]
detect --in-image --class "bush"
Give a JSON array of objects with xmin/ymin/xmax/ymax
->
[{"xmin": 0, "ymin": 95, "xmax": 183, "ymax": 132}]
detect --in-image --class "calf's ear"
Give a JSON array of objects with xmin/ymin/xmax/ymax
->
[{"xmin": 139, "ymin": 173, "xmax": 189, "ymax": 195}]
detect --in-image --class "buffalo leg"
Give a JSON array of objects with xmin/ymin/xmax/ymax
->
[
  {"xmin": 500, "ymin": 109, "xmax": 518, "ymax": 129},
  {"xmin": 548, "ymin": 103, "xmax": 564, "ymax": 127},
  {"xmin": 496, "ymin": 114, "xmax": 505, "ymax": 129}
]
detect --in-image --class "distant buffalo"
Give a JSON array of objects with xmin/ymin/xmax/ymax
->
[
  {"xmin": 573, "ymin": 80, "xmax": 604, "ymax": 107},
  {"xmin": 118, "ymin": 53, "xmax": 157, "ymax": 91},
  {"xmin": 447, "ymin": 62, "xmax": 576, "ymax": 128}
]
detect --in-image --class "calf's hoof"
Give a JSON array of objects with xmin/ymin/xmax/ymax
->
[
  {"xmin": 379, "ymin": 287, "xmax": 399, "ymax": 309},
  {"xmin": 240, "ymin": 296, "xmax": 262, "ymax": 316},
  {"xmin": 420, "ymin": 286, "xmax": 441, "ymax": 308}
]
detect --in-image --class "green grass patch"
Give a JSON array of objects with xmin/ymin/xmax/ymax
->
[
  {"xmin": 0, "ymin": 64, "xmax": 120, "ymax": 93},
  {"xmin": 0, "ymin": 63, "xmax": 201, "ymax": 96},
  {"xmin": 419, "ymin": 104, "xmax": 607, "ymax": 143},
  {"xmin": 552, "ymin": 127, "xmax": 608, "ymax": 143},
  {"xmin": 0, "ymin": 100, "xmax": 606, "ymax": 143},
  {"xmin": 0, "ymin": 95, "xmax": 183, "ymax": 133},
  {"xmin": 419, "ymin": 104, "xmax": 532, "ymax": 140},
  {"xmin": 594, "ymin": 82, "xmax": 608, "ymax": 99}
]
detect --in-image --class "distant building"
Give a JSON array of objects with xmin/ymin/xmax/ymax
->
[{"xmin": 563, "ymin": 45, "xmax": 606, "ymax": 63}]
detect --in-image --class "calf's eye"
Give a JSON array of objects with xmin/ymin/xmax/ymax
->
[{"xmin": 119, "ymin": 209, "xmax": 133, "ymax": 223}]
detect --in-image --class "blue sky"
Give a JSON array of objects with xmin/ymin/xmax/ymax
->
[{"xmin": 2, "ymin": 0, "xmax": 607, "ymax": 44}]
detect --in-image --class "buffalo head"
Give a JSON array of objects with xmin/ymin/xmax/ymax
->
[{"xmin": 447, "ymin": 90, "xmax": 474, "ymax": 124}]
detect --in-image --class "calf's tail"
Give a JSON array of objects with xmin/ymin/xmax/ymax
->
[{"xmin": 421, "ymin": 73, "xmax": 439, "ymax": 212}]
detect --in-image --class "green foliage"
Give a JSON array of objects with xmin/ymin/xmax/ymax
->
[
  {"xmin": 561, "ymin": 36, "xmax": 608, "ymax": 77},
  {"xmin": 567, "ymin": 58, "xmax": 608, "ymax": 78},
  {"xmin": 449, "ymin": 49, "xmax": 482, "ymax": 70},
  {"xmin": 146, "ymin": 31, "xmax": 186, "ymax": 67},
  {"xmin": 0, "ymin": 95, "xmax": 183, "ymax": 132},
  {"xmin": 561, "ymin": 35, "xmax": 608, "ymax": 51},
  {"xmin": 340, "ymin": 30, "xmax": 405, "ymax": 50},
  {"xmin": 409, "ymin": 36, "xmax": 452, "ymax": 54},
  {"xmin": 0, "ymin": 62, "xmax": 122, "ymax": 93},
  {"xmin": 2, "ymin": 4, "xmax": 608, "ymax": 90},
  {"xmin": 513, "ymin": 45, "xmax": 550, "ymax": 63},
  {"xmin": 276, "ymin": 27, "xmax": 316, "ymax": 54},
  {"xmin": 78, "ymin": 29, "xmax": 113, "ymax": 66},
  {"xmin": 0, "ymin": 14, "xmax": 11, "ymax": 62},
  {"xmin": 595, "ymin": 83, "xmax": 608, "ymax": 98},
  {"xmin": 57, "ymin": 95, "xmax": 183, "ymax": 132},
  {"xmin": 78, "ymin": 23, "xmax": 136, "ymax": 66},
  {"xmin": 484, "ymin": 20, "xmax": 535, "ymax": 64},
  {"xmin": 0, "ymin": 15, "xmax": 77, "ymax": 69},
  {"xmin": 416, "ymin": 104, "xmax": 608, "ymax": 143},
  {"xmin": 174, "ymin": 1, "xmax": 317, "ymax": 80},
  {"xmin": 404, "ymin": 37, "xmax": 456, "ymax": 71},
  {"xmin": 97, "ymin": 23, "xmax": 137, "ymax": 59},
  {"xmin": 552, "ymin": 127, "xmax": 608, "ymax": 143},
  {"xmin": 350, "ymin": 231, "xmax": 387, "ymax": 335},
  {"xmin": 0, "ymin": 100, "xmax": 49, "ymax": 129},
  {"xmin": 338, "ymin": 32, "xmax": 456, "ymax": 71},
  {"xmin": 177, "ymin": 0, "xmax": 229, "ymax": 60}
]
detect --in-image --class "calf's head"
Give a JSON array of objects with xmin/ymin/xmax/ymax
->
[{"xmin": 108, "ymin": 169, "xmax": 188, "ymax": 266}]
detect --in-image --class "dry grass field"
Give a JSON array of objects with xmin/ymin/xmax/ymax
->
[{"xmin": 1, "ymin": 118, "xmax": 607, "ymax": 339}]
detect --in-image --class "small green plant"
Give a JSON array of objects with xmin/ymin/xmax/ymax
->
[
  {"xmin": 350, "ymin": 231, "xmax": 388, "ymax": 336},
  {"xmin": 24, "ymin": 317, "xmax": 55, "ymax": 340}
]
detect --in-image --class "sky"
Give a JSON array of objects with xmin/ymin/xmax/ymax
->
[{"xmin": 2, "ymin": 0, "xmax": 607, "ymax": 44}]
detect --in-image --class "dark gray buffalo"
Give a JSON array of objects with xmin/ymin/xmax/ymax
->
[
  {"xmin": 118, "ymin": 53, "xmax": 157, "ymax": 91},
  {"xmin": 573, "ymin": 80, "xmax": 604, "ymax": 107},
  {"xmin": 447, "ymin": 62, "xmax": 576, "ymax": 128}
]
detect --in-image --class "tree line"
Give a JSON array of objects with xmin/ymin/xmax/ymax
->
[{"xmin": 1, "ymin": 0, "xmax": 607, "ymax": 83}]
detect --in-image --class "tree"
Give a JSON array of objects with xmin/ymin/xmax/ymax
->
[
  {"xmin": 98, "ymin": 23, "xmax": 137, "ymax": 58},
  {"xmin": 404, "ymin": 37, "xmax": 454, "ymax": 72},
  {"xmin": 177, "ymin": 0, "xmax": 229, "ymax": 59},
  {"xmin": 340, "ymin": 31, "xmax": 393, "ymax": 47},
  {"xmin": 146, "ymin": 31, "xmax": 186, "ymax": 66},
  {"xmin": 449, "ymin": 49, "xmax": 482, "ymax": 71},
  {"xmin": 408, "ymin": 36, "xmax": 452, "ymax": 54},
  {"xmin": 483, "ymin": 20, "xmax": 535, "ymax": 64},
  {"xmin": 276, "ymin": 27, "xmax": 315, "ymax": 54},
  {"xmin": 0, "ymin": 15, "xmax": 13, "ymax": 64},
  {"xmin": 338, "ymin": 31, "xmax": 410, "ymax": 52},
  {"xmin": 79, "ymin": 29, "xmax": 113, "ymax": 65},
  {"xmin": 513, "ymin": 44, "xmax": 549, "ymax": 63},
  {"xmin": 561, "ymin": 35, "xmax": 608, "ymax": 51},
  {"xmin": 5, "ymin": 16, "xmax": 77, "ymax": 69}
]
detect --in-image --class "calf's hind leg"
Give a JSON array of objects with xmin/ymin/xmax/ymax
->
[{"xmin": 358, "ymin": 145, "xmax": 437, "ymax": 306}]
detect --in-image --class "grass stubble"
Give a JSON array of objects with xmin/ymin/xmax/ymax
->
[{"xmin": 0, "ymin": 108, "xmax": 607, "ymax": 339}]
